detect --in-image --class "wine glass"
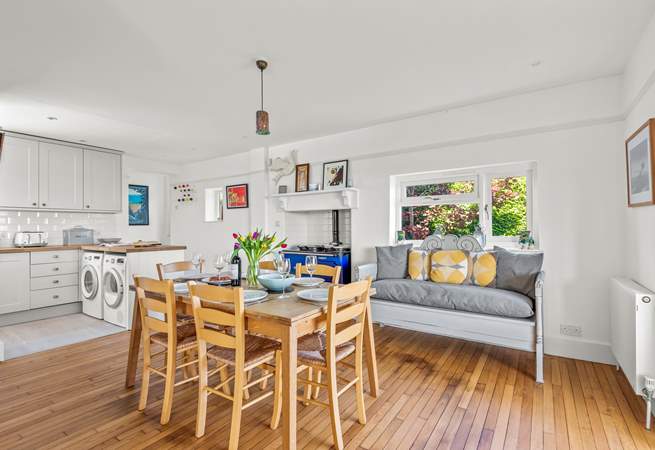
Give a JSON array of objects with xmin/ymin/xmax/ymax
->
[
  {"xmin": 305, "ymin": 255, "xmax": 317, "ymax": 280},
  {"xmin": 275, "ymin": 257, "xmax": 291, "ymax": 299},
  {"xmin": 214, "ymin": 253, "xmax": 228, "ymax": 275},
  {"xmin": 191, "ymin": 253, "xmax": 203, "ymax": 272}
]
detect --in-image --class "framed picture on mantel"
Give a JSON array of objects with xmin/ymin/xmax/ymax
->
[
  {"xmin": 626, "ymin": 118, "xmax": 655, "ymax": 207},
  {"xmin": 322, "ymin": 159, "xmax": 348, "ymax": 191},
  {"xmin": 295, "ymin": 163, "xmax": 309, "ymax": 192}
]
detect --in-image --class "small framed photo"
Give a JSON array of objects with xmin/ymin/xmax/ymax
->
[
  {"xmin": 295, "ymin": 163, "xmax": 310, "ymax": 192},
  {"xmin": 626, "ymin": 119, "xmax": 655, "ymax": 207},
  {"xmin": 128, "ymin": 184, "xmax": 149, "ymax": 226},
  {"xmin": 226, "ymin": 183, "xmax": 249, "ymax": 209},
  {"xmin": 322, "ymin": 160, "xmax": 348, "ymax": 191}
]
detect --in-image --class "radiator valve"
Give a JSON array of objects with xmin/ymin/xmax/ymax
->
[{"xmin": 643, "ymin": 375, "xmax": 655, "ymax": 431}]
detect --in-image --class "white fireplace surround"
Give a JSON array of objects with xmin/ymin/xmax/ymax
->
[{"xmin": 271, "ymin": 188, "xmax": 359, "ymax": 212}]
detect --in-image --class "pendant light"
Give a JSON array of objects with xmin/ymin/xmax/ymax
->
[{"xmin": 256, "ymin": 59, "xmax": 270, "ymax": 135}]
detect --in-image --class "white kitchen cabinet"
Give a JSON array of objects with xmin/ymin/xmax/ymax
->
[
  {"xmin": 38, "ymin": 142, "xmax": 84, "ymax": 210},
  {"xmin": 0, "ymin": 253, "xmax": 30, "ymax": 314},
  {"xmin": 83, "ymin": 149, "xmax": 122, "ymax": 212},
  {"xmin": 0, "ymin": 136, "xmax": 39, "ymax": 208}
]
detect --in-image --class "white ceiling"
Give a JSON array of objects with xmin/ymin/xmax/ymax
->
[{"xmin": 1, "ymin": 0, "xmax": 653, "ymax": 163}]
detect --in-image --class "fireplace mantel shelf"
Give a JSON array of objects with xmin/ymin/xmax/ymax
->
[{"xmin": 270, "ymin": 188, "xmax": 359, "ymax": 212}]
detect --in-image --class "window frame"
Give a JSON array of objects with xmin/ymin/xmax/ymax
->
[{"xmin": 395, "ymin": 163, "xmax": 535, "ymax": 247}]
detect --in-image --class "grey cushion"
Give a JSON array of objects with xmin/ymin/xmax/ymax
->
[
  {"xmin": 371, "ymin": 278, "xmax": 534, "ymax": 318},
  {"xmin": 376, "ymin": 244, "xmax": 413, "ymax": 280},
  {"xmin": 494, "ymin": 246, "xmax": 543, "ymax": 299}
]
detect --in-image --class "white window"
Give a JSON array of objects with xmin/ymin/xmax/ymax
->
[
  {"xmin": 394, "ymin": 163, "xmax": 534, "ymax": 247},
  {"xmin": 204, "ymin": 187, "xmax": 224, "ymax": 222}
]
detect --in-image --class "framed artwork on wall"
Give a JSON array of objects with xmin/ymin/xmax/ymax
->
[
  {"xmin": 626, "ymin": 118, "xmax": 655, "ymax": 207},
  {"xmin": 226, "ymin": 183, "xmax": 249, "ymax": 209},
  {"xmin": 128, "ymin": 184, "xmax": 149, "ymax": 226},
  {"xmin": 322, "ymin": 159, "xmax": 348, "ymax": 191},
  {"xmin": 295, "ymin": 163, "xmax": 309, "ymax": 192}
]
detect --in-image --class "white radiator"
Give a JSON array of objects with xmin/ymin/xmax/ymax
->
[{"xmin": 610, "ymin": 277, "xmax": 655, "ymax": 395}]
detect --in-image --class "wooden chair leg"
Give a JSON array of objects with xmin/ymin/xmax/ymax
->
[
  {"xmin": 303, "ymin": 367, "xmax": 313, "ymax": 405},
  {"xmin": 313, "ymin": 369, "xmax": 322, "ymax": 399},
  {"xmin": 243, "ymin": 370, "xmax": 251, "ymax": 400},
  {"xmin": 260, "ymin": 367, "xmax": 269, "ymax": 390},
  {"xmin": 355, "ymin": 338, "xmax": 367, "ymax": 425},
  {"xmin": 160, "ymin": 345, "xmax": 177, "ymax": 425},
  {"xmin": 138, "ymin": 337, "xmax": 151, "ymax": 411},
  {"xmin": 220, "ymin": 366, "xmax": 231, "ymax": 395},
  {"xmin": 271, "ymin": 351, "xmax": 283, "ymax": 430},
  {"xmin": 229, "ymin": 368, "xmax": 245, "ymax": 450},
  {"xmin": 196, "ymin": 343, "xmax": 209, "ymax": 437},
  {"xmin": 327, "ymin": 362, "xmax": 344, "ymax": 450}
]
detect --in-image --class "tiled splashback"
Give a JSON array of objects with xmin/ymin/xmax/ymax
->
[
  {"xmin": 285, "ymin": 210, "xmax": 351, "ymax": 245},
  {"xmin": 0, "ymin": 210, "xmax": 118, "ymax": 247}
]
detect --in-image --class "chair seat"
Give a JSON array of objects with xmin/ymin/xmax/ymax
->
[
  {"xmin": 207, "ymin": 334, "xmax": 280, "ymax": 367},
  {"xmin": 176, "ymin": 313, "xmax": 195, "ymax": 326},
  {"xmin": 297, "ymin": 331, "xmax": 355, "ymax": 367},
  {"xmin": 150, "ymin": 323, "xmax": 198, "ymax": 351}
]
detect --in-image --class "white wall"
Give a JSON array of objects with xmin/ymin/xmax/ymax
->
[
  {"xmin": 623, "ymin": 14, "xmax": 655, "ymax": 293},
  {"xmin": 169, "ymin": 76, "xmax": 626, "ymax": 363}
]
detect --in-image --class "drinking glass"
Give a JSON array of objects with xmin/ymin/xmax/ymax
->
[
  {"xmin": 275, "ymin": 257, "xmax": 291, "ymax": 299},
  {"xmin": 214, "ymin": 253, "xmax": 228, "ymax": 275},
  {"xmin": 191, "ymin": 253, "xmax": 203, "ymax": 272},
  {"xmin": 305, "ymin": 255, "xmax": 317, "ymax": 280}
]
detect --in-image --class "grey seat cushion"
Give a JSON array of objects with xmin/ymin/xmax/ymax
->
[{"xmin": 371, "ymin": 279, "xmax": 534, "ymax": 318}]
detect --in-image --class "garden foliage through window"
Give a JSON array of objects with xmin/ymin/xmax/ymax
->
[{"xmin": 397, "ymin": 166, "xmax": 532, "ymax": 243}]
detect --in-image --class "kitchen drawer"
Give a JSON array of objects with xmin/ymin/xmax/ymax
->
[
  {"xmin": 31, "ymin": 250, "xmax": 78, "ymax": 265},
  {"xmin": 31, "ymin": 262, "xmax": 78, "ymax": 278},
  {"xmin": 31, "ymin": 274, "xmax": 78, "ymax": 291},
  {"xmin": 30, "ymin": 285, "xmax": 79, "ymax": 308}
]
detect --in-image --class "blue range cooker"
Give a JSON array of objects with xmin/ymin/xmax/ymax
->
[{"xmin": 282, "ymin": 245, "xmax": 351, "ymax": 284}]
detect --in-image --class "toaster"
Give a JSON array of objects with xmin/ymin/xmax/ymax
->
[
  {"xmin": 63, "ymin": 226, "xmax": 95, "ymax": 245},
  {"xmin": 13, "ymin": 231, "xmax": 48, "ymax": 247}
]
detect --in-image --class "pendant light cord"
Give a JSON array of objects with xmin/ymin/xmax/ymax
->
[{"xmin": 260, "ymin": 68, "xmax": 264, "ymax": 110}]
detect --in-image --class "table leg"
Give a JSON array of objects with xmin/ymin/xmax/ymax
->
[
  {"xmin": 125, "ymin": 296, "xmax": 142, "ymax": 388},
  {"xmin": 363, "ymin": 302, "xmax": 379, "ymax": 397},
  {"xmin": 281, "ymin": 324, "xmax": 298, "ymax": 450}
]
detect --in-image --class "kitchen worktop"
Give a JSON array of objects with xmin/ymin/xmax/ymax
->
[{"xmin": 0, "ymin": 244, "xmax": 187, "ymax": 254}]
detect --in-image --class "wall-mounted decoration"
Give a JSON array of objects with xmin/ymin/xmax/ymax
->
[
  {"xmin": 226, "ymin": 183, "xmax": 249, "ymax": 209},
  {"xmin": 626, "ymin": 118, "xmax": 655, "ymax": 207},
  {"xmin": 295, "ymin": 163, "xmax": 310, "ymax": 192},
  {"xmin": 128, "ymin": 184, "xmax": 149, "ymax": 226},
  {"xmin": 173, "ymin": 183, "xmax": 195, "ymax": 204},
  {"xmin": 268, "ymin": 149, "xmax": 298, "ymax": 184},
  {"xmin": 322, "ymin": 159, "xmax": 348, "ymax": 191}
]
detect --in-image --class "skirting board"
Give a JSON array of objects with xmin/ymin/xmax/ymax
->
[
  {"xmin": 371, "ymin": 299, "xmax": 535, "ymax": 352},
  {"xmin": 545, "ymin": 336, "xmax": 615, "ymax": 365},
  {"xmin": 0, "ymin": 302, "xmax": 82, "ymax": 327}
]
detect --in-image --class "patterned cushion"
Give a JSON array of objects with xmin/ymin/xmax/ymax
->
[
  {"xmin": 207, "ymin": 334, "xmax": 279, "ymax": 367},
  {"xmin": 408, "ymin": 249, "xmax": 431, "ymax": 281},
  {"xmin": 469, "ymin": 251, "xmax": 497, "ymax": 287},
  {"xmin": 297, "ymin": 332, "xmax": 356, "ymax": 366},
  {"xmin": 430, "ymin": 250, "xmax": 470, "ymax": 285}
]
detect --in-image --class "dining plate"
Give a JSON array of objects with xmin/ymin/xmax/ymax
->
[
  {"xmin": 244, "ymin": 290, "xmax": 268, "ymax": 303},
  {"xmin": 201, "ymin": 276, "xmax": 231, "ymax": 286},
  {"xmin": 292, "ymin": 277, "xmax": 324, "ymax": 287},
  {"xmin": 174, "ymin": 283, "xmax": 189, "ymax": 294},
  {"xmin": 296, "ymin": 288, "xmax": 329, "ymax": 302}
]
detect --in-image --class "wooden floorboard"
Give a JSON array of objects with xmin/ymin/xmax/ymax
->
[{"xmin": 0, "ymin": 325, "xmax": 653, "ymax": 449}]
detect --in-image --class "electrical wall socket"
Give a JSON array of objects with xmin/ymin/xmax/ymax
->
[{"xmin": 560, "ymin": 324, "xmax": 583, "ymax": 337}]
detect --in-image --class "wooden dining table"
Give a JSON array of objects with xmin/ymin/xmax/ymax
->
[{"xmin": 124, "ymin": 282, "xmax": 380, "ymax": 450}]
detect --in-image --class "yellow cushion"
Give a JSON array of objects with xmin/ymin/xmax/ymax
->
[
  {"xmin": 430, "ymin": 250, "xmax": 470, "ymax": 284},
  {"xmin": 469, "ymin": 251, "xmax": 497, "ymax": 287},
  {"xmin": 408, "ymin": 249, "xmax": 430, "ymax": 281}
]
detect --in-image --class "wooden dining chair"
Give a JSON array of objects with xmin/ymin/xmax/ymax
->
[
  {"xmin": 276, "ymin": 278, "xmax": 371, "ymax": 450},
  {"xmin": 156, "ymin": 260, "xmax": 204, "ymax": 280},
  {"xmin": 294, "ymin": 263, "xmax": 341, "ymax": 284},
  {"xmin": 134, "ymin": 277, "xmax": 199, "ymax": 425},
  {"xmin": 258, "ymin": 260, "xmax": 276, "ymax": 271},
  {"xmin": 188, "ymin": 282, "xmax": 282, "ymax": 449}
]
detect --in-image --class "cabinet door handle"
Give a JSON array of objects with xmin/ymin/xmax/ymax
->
[
  {"xmin": 42, "ymin": 203, "xmax": 46, "ymax": 207},
  {"xmin": 53, "ymin": 295, "xmax": 59, "ymax": 299},
  {"xmin": 86, "ymin": 205, "xmax": 90, "ymax": 208},
  {"xmin": 32, "ymin": 202, "xmax": 37, "ymax": 206},
  {"xmin": 53, "ymin": 267, "xmax": 60, "ymax": 271},
  {"xmin": 52, "ymin": 280, "xmax": 59, "ymax": 284},
  {"xmin": 53, "ymin": 255, "xmax": 59, "ymax": 259}
]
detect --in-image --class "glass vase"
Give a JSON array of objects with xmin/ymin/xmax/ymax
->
[{"xmin": 245, "ymin": 259, "xmax": 260, "ymax": 288}]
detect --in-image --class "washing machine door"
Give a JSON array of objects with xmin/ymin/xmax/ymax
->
[
  {"xmin": 103, "ymin": 268, "xmax": 125, "ymax": 308},
  {"xmin": 81, "ymin": 265, "xmax": 99, "ymax": 299}
]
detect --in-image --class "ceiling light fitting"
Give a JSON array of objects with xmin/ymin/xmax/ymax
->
[
  {"xmin": 256, "ymin": 59, "xmax": 270, "ymax": 135},
  {"xmin": 47, "ymin": 116, "xmax": 58, "ymax": 121}
]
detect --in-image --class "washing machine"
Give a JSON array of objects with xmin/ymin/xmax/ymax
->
[
  {"xmin": 80, "ymin": 251, "xmax": 104, "ymax": 319},
  {"xmin": 102, "ymin": 253, "xmax": 133, "ymax": 329}
]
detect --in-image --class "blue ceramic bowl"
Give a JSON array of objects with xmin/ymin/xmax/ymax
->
[{"xmin": 257, "ymin": 273, "xmax": 295, "ymax": 292}]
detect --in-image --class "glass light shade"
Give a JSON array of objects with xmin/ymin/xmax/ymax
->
[{"xmin": 256, "ymin": 110, "xmax": 270, "ymax": 135}]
